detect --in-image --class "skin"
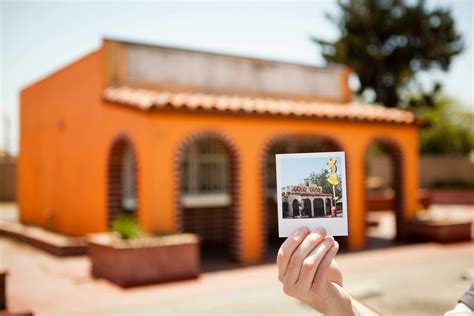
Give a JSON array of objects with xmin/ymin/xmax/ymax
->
[{"xmin": 277, "ymin": 226, "xmax": 379, "ymax": 316}]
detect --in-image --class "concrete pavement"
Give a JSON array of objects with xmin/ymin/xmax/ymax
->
[{"xmin": 2, "ymin": 236, "xmax": 473, "ymax": 316}]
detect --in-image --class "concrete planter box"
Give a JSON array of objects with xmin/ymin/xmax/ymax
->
[
  {"xmin": 88, "ymin": 233, "xmax": 200, "ymax": 287},
  {"xmin": 430, "ymin": 189, "xmax": 474, "ymax": 204},
  {"xmin": 366, "ymin": 190, "xmax": 431, "ymax": 211},
  {"xmin": 409, "ymin": 220, "xmax": 472, "ymax": 243}
]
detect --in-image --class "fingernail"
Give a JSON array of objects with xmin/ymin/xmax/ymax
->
[
  {"xmin": 298, "ymin": 226, "xmax": 309, "ymax": 234},
  {"xmin": 315, "ymin": 227, "xmax": 326, "ymax": 235}
]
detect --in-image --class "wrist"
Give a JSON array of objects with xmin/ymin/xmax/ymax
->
[
  {"xmin": 315, "ymin": 284, "xmax": 354, "ymax": 316},
  {"xmin": 329, "ymin": 291, "xmax": 354, "ymax": 316}
]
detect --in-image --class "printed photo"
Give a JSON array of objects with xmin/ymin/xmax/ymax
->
[{"xmin": 276, "ymin": 152, "xmax": 348, "ymax": 237}]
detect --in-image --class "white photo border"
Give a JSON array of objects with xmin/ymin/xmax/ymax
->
[{"xmin": 276, "ymin": 151, "xmax": 348, "ymax": 237}]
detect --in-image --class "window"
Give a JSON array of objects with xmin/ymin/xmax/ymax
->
[
  {"xmin": 122, "ymin": 147, "xmax": 136, "ymax": 212},
  {"xmin": 181, "ymin": 139, "xmax": 230, "ymax": 208}
]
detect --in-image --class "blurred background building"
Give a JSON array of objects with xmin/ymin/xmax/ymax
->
[{"xmin": 18, "ymin": 38, "xmax": 422, "ymax": 262}]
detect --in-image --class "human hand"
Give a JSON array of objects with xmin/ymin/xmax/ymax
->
[{"xmin": 276, "ymin": 226, "xmax": 353, "ymax": 315}]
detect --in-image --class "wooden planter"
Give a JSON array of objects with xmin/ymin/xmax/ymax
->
[
  {"xmin": 409, "ymin": 220, "xmax": 472, "ymax": 243},
  {"xmin": 88, "ymin": 233, "xmax": 200, "ymax": 287}
]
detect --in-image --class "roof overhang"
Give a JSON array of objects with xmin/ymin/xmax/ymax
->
[{"xmin": 103, "ymin": 86, "xmax": 421, "ymax": 126}]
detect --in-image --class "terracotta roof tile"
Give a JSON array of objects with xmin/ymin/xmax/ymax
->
[{"xmin": 103, "ymin": 86, "xmax": 419, "ymax": 125}]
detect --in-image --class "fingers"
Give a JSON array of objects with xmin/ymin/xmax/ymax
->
[
  {"xmin": 277, "ymin": 227, "xmax": 309, "ymax": 281},
  {"xmin": 297, "ymin": 235, "xmax": 335, "ymax": 292},
  {"xmin": 312, "ymin": 240, "xmax": 339, "ymax": 291},
  {"xmin": 283, "ymin": 227, "xmax": 327, "ymax": 285}
]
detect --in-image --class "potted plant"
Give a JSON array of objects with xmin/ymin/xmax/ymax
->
[{"xmin": 88, "ymin": 215, "xmax": 200, "ymax": 287}]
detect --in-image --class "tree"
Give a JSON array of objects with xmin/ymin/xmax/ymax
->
[
  {"xmin": 313, "ymin": 0, "xmax": 463, "ymax": 108},
  {"xmin": 405, "ymin": 91, "xmax": 474, "ymax": 155},
  {"xmin": 307, "ymin": 170, "xmax": 343, "ymax": 200}
]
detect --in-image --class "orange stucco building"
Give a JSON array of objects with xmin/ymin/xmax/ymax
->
[{"xmin": 19, "ymin": 38, "xmax": 420, "ymax": 263}]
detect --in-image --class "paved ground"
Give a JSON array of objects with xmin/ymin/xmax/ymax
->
[{"xmin": 1, "ymin": 203, "xmax": 473, "ymax": 315}]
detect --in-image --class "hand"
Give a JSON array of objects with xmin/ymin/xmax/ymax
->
[{"xmin": 277, "ymin": 226, "xmax": 353, "ymax": 315}]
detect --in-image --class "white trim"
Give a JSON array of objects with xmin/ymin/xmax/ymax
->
[{"xmin": 181, "ymin": 193, "xmax": 231, "ymax": 208}]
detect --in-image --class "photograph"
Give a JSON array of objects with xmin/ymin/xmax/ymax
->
[{"xmin": 276, "ymin": 152, "xmax": 348, "ymax": 237}]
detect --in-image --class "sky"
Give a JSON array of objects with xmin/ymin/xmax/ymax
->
[
  {"xmin": 1, "ymin": 0, "xmax": 473, "ymax": 155},
  {"xmin": 279, "ymin": 154, "xmax": 342, "ymax": 188}
]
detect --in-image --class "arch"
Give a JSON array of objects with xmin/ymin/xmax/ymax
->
[
  {"xmin": 292, "ymin": 199, "xmax": 300, "ymax": 216},
  {"xmin": 325, "ymin": 198, "xmax": 332, "ymax": 216},
  {"xmin": 282, "ymin": 201, "xmax": 289, "ymax": 218},
  {"xmin": 175, "ymin": 130, "xmax": 241, "ymax": 261},
  {"xmin": 313, "ymin": 198, "xmax": 325, "ymax": 217},
  {"xmin": 106, "ymin": 133, "xmax": 138, "ymax": 227},
  {"xmin": 261, "ymin": 133, "xmax": 345, "ymax": 256},
  {"xmin": 364, "ymin": 137, "xmax": 405, "ymax": 240},
  {"xmin": 302, "ymin": 198, "xmax": 312, "ymax": 217}
]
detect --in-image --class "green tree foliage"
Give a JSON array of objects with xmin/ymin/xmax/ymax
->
[
  {"xmin": 313, "ymin": 0, "xmax": 463, "ymax": 108},
  {"xmin": 307, "ymin": 170, "xmax": 343, "ymax": 200},
  {"xmin": 406, "ymin": 91, "xmax": 474, "ymax": 155}
]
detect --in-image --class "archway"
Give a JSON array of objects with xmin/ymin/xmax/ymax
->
[
  {"xmin": 107, "ymin": 135, "xmax": 138, "ymax": 226},
  {"xmin": 176, "ymin": 131, "xmax": 239, "ymax": 262},
  {"xmin": 302, "ymin": 199, "xmax": 312, "ymax": 217},
  {"xmin": 325, "ymin": 198, "xmax": 332, "ymax": 215},
  {"xmin": 313, "ymin": 198, "xmax": 325, "ymax": 217},
  {"xmin": 292, "ymin": 199, "xmax": 300, "ymax": 216},
  {"xmin": 364, "ymin": 138, "xmax": 405, "ymax": 245},
  {"xmin": 262, "ymin": 135, "xmax": 344, "ymax": 257}
]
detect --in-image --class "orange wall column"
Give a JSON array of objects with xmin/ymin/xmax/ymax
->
[
  {"xmin": 144, "ymin": 130, "xmax": 178, "ymax": 234},
  {"xmin": 402, "ymin": 131, "xmax": 420, "ymax": 223},
  {"xmin": 235, "ymin": 137, "xmax": 265, "ymax": 263},
  {"xmin": 343, "ymin": 139, "xmax": 366, "ymax": 250}
]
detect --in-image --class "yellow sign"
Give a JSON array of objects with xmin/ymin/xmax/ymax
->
[
  {"xmin": 326, "ymin": 157, "xmax": 337, "ymax": 171},
  {"xmin": 327, "ymin": 172, "xmax": 339, "ymax": 185}
]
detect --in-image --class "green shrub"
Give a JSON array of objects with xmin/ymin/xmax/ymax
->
[{"xmin": 111, "ymin": 215, "xmax": 139, "ymax": 240}]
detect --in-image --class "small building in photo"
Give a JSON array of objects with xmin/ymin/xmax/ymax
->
[
  {"xmin": 281, "ymin": 181, "xmax": 335, "ymax": 218},
  {"xmin": 18, "ymin": 38, "xmax": 420, "ymax": 263}
]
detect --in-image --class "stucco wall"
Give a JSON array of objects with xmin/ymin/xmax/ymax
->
[
  {"xmin": 369, "ymin": 155, "xmax": 474, "ymax": 188},
  {"xmin": 124, "ymin": 41, "xmax": 348, "ymax": 102},
  {"xmin": 19, "ymin": 47, "xmax": 154, "ymax": 236}
]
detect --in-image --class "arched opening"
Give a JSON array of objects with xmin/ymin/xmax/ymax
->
[
  {"xmin": 313, "ymin": 198, "xmax": 325, "ymax": 217},
  {"xmin": 325, "ymin": 198, "xmax": 332, "ymax": 215},
  {"xmin": 177, "ymin": 133, "xmax": 239, "ymax": 263},
  {"xmin": 292, "ymin": 199, "xmax": 300, "ymax": 216},
  {"xmin": 107, "ymin": 135, "xmax": 138, "ymax": 226},
  {"xmin": 263, "ymin": 135, "xmax": 343, "ymax": 257},
  {"xmin": 302, "ymin": 199, "xmax": 312, "ymax": 217},
  {"xmin": 364, "ymin": 139, "xmax": 405, "ymax": 247},
  {"xmin": 282, "ymin": 201, "xmax": 289, "ymax": 217}
]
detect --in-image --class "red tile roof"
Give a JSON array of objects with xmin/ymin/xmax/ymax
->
[{"xmin": 103, "ymin": 86, "xmax": 419, "ymax": 125}]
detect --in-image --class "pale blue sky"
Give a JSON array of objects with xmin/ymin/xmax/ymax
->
[
  {"xmin": 279, "ymin": 155, "xmax": 342, "ymax": 187},
  {"xmin": 1, "ymin": 0, "xmax": 473, "ymax": 155}
]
